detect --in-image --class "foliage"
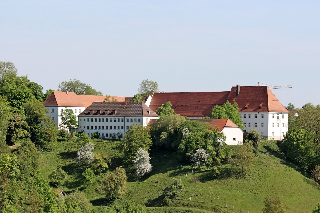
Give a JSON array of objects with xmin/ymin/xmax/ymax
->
[
  {"xmin": 131, "ymin": 93, "xmax": 145, "ymax": 103},
  {"xmin": 286, "ymin": 103, "xmax": 297, "ymax": 111},
  {"xmin": 262, "ymin": 196, "xmax": 285, "ymax": 213},
  {"xmin": 0, "ymin": 153, "xmax": 20, "ymax": 179},
  {"xmin": 6, "ymin": 113, "xmax": 27, "ymax": 145},
  {"xmin": 58, "ymin": 78, "xmax": 103, "ymax": 96},
  {"xmin": 138, "ymin": 79, "xmax": 159, "ymax": 96},
  {"xmin": 108, "ymin": 199, "xmax": 146, "ymax": 213},
  {"xmin": 97, "ymin": 167, "xmax": 127, "ymax": 200},
  {"xmin": 244, "ymin": 129, "xmax": 261, "ymax": 149},
  {"xmin": 75, "ymin": 142, "xmax": 95, "ymax": 166},
  {"xmin": 230, "ymin": 143, "xmax": 255, "ymax": 176},
  {"xmin": 150, "ymin": 114, "xmax": 186, "ymax": 150},
  {"xmin": 105, "ymin": 94, "xmax": 118, "ymax": 102},
  {"xmin": 210, "ymin": 100, "xmax": 244, "ymax": 129},
  {"xmin": 82, "ymin": 168, "xmax": 96, "ymax": 185},
  {"xmin": 60, "ymin": 109, "xmax": 78, "ymax": 132},
  {"xmin": 61, "ymin": 190, "xmax": 93, "ymax": 213},
  {"xmin": 313, "ymin": 204, "xmax": 320, "ymax": 213},
  {"xmin": 121, "ymin": 124, "xmax": 152, "ymax": 163},
  {"xmin": 91, "ymin": 153, "xmax": 109, "ymax": 174},
  {"xmin": 58, "ymin": 129, "xmax": 70, "ymax": 141},
  {"xmin": 312, "ymin": 165, "xmax": 320, "ymax": 184},
  {"xmin": 43, "ymin": 89, "xmax": 54, "ymax": 101},
  {"xmin": 91, "ymin": 131, "xmax": 100, "ymax": 139},
  {"xmin": 155, "ymin": 101, "xmax": 175, "ymax": 116},
  {"xmin": 191, "ymin": 148, "xmax": 209, "ymax": 168},
  {"xmin": 23, "ymin": 100, "xmax": 58, "ymax": 147},
  {"xmin": 279, "ymin": 128, "xmax": 318, "ymax": 171},
  {"xmin": 163, "ymin": 179, "xmax": 183, "ymax": 205},
  {"xmin": 133, "ymin": 148, "xmax": 152, "ymax": 177},
  {"xmin": 0, "ymin": 96, "xmax": 12, "ymax": 148},
  {"xmin": 49, "ymin": 167, "xmax": 67, "ymax": 187}
]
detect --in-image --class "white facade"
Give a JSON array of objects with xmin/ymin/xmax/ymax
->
[
  {"xmin": 45, "ymin": 106, "xmax": 85, "ymax": 128},
  {"xmin": 240, "ymin": 112, "xmax": 288, "ymax": 140},
  {"xmin": 222, "ymin": 127, "xmax": 243, "ymax": 145},
  {"xmin": 78, "ymin": 116, "xmax": 158, "ymax": 139}
]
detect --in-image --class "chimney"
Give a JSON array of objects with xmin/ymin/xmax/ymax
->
[{"xmin": 236, "ymin": 85, "xmax": 240, "ymax": 96}]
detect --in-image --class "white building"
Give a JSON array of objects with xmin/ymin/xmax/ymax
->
[
  {"xmin": 147, "ymin": 85, "xmax": 288, "ymax": 140},
  {"xmin": 77, "ymin": 101, "xmax": 158, "ymax": 139},
  {"xmin": 43, "ymin": 91, "xmax": 125, "ymax": 129}
]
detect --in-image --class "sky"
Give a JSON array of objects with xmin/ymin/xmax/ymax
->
[{"xmin": 1, "ymin": 1, "xmax": 319, "ymax": 108}]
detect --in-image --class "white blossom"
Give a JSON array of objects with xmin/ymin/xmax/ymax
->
[
  {"xmin": 191, "ymin": 148, "xmax": 209, "ymax": 167},
  {"xmin": 133, "ymin": 148, "xmax": 152, "ymax": 177},
  {"xmin": 182, "ymin": 128, "xmax": 191, "ymax": 138},
  {"xmin": 75, "ymin": 142, "xmax": 95, "ymax": 165}
]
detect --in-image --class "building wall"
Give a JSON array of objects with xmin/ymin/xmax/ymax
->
[
  {"xmin": 78, "ymin": 116, "xmax": 158, "ymax": 139},
  {"xmin": 45, "ymin": 106, "xmax": 85, "ymax": 128},
  {"xmin": 221, "ymin": 127, "xmax": 243, "ymax": 145},
  {"xmin": 267, "ymin": 112, "xmax": 288, "ymax": 140}
]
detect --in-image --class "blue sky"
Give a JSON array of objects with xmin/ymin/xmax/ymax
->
[{"xmin": 1, "ymin": 1, "xmax": 319, "ymax": 108}]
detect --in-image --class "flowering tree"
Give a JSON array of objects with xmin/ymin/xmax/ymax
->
[
  {"xmin": 191, "ymin": 148, "xmax": 209, "ymax": 168},
  {"xmin": 75, "ymin": 142, "xmax": 94, "ymax": 166},
  {"xmin": 133, "ymin": 148, "xmax": 152, "ymax": 177}
]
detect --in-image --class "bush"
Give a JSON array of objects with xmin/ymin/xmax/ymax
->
[
  {"xmin": 75, "ymin": 142, "xmax": 95, "ymax": 166},
  {"xmin": 61, "ymin": 190, "xmax": 93, "ymax": 213},
  {"xmin": 97, "ymin": 167, "xmax": 127, "ymax": 200},
  {"xmin": 162, "ymin": 179, "xmax": 183, "ymax": 205},
  {"xmin": 262, "ymin": 195, "xmax": 285, "ymax": 213},
  {"xmin": 133, "ymin": 148, "xmax": 152, "ymax": 177},
  {"xmin": 313, "ymin": 204, "xmax": 320, "ymax": 213},
  {"xmin": 312, "ymin": 165, "xmax": 320, "ymax": 184},
  {"xmin": 108, "ymin": 199, "xmax": 146, "ymax": 213},
  {"xmin": 91, "ymin": 132, "xmax": 99, "ymax": 139},
  {"xmin": 49, "ymin": 167, "xmax": 67, "ymax": 187},
  {"xmin": 82, "ymin": 168, "xmax": 96, "ymax": 185},
  {"xmin": 57, "ymin": 129, "xmax": 70, "ymax": 141},
  {"xmin": 244, "ymin": 129, "xmax": 261, "ymax": 148}
]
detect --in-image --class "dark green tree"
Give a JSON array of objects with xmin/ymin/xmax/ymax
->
[
  {"xmin": 210, "ymin": 100, "xmax": 244, "ymax": 129},
  {"xmin": 155, "ymin": 101, "xmax": 175, "ymax": 116},
  {"xmin": 0, "ymin": 96, "xmax": 12, "ymax": 150},
  {"xmin": 58, "ymin": 79, "xmax": 103, "ymax": 96},
  {"xmin": 61, "ymin": 109, "xmax": 78, "ymax": 132},
  {"xmin": 286, "ymin": 103, "xmax": 297, "ymax": 111},
  {"xmin": 43, "ymin": 89, "xmax": 54, "ymax": 101},
  {"xmin": 138, "ymin": 79, "xmax": 159, "ymax": 96},
  {"xmin": 130, "ymin": 93, "xmax": 145, "ymax": 103}
]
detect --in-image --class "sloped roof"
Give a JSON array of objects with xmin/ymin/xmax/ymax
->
[
  {"xmin": 43, "ymin": 91, "xmax": 126, "ymax": 108},
  {"xmin": 192, "ymin": 119, "xmax": 239, "ymax": 132},
  {"xmin": 148, "ymin": 86, "xmax": 287, "ymax": 117},
  {"xmin": 78, "ymin": 102, "xmax": 158, "ymax": 117}
]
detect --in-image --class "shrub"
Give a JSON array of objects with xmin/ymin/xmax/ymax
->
[
  {"xmin": 97, "ymin": 167, "xmax": 127, "ymax": 200},
  {"xmin": 313, "ymin": 204, "xmax": 320, "ymax": 213},
  {"xmin": 162, "ymin": 179, "xmax": 183, "ymax": 205},
  {"xmin": 312, "ymin": 165, "xmax": 320, "ymax": 184},
  {"xmin": 75, "ymin": 142, "xmax": 95, "ymax": 166},
  {"xmin": 108, "ymin": 199, "xmax": 146, "ymax": 213},
  {"xmin": 82, "ymin": 168, "xmax": 96, "ymax": 185},
  {"xmin": 262, "ymin": 195, "xmax": 285, "ymax": 213},
  {"xmin": 61, "ymin": 190, "xmax": 93, "ymax": 213},
  {"xmin": 191, "ymin": 148, "xmax": 209, "ymax": 168},
  {"xmin": 133, "ymin": 148, "xmax": 152, "ymax": 177},
  {"xmin": 57, "ymin": 129, "xmax": 70, "ymax": 141},
  {"xmin": 244, "ymin": 129, "xmax": 261, "ymax": 148},
  {"xmin": 49, "ymin": 167, "xmax": 67, "ymax": 187},
  {"xmin": 91, "ymin": 132, "xmax": 99, "ymax": 139}
]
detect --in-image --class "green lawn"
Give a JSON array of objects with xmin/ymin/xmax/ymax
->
[{"xmin": 41, "ymin": 139, "xmax": 320, "ymax": 212}]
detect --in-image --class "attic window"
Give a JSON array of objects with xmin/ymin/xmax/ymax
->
[
  {"xmin": 112, "ymin": 110, "xmax": 115, "ymax": 114},
  {"xmin": 259, "ymin": 103, "xmax": 263, "ymax": 109},
  {"xmin": 245, "ymin": 104, "xmax": 249, "ymax": 109}
]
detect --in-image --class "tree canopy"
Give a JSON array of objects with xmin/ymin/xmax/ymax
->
[
  {"xmin": 61, "ymin": 109, "xmax": 78, "ymax": 132},
  {"xmin": 155, "ymin": 101, "xmax": 175, "ymax": 116},
  {"xmin": 138, "ymin": 79, "xmax": 159, "ymax": 96},
  {"xmin": 58, "ymin": 79, "xmax": 103, "ymax": 96},
  {"xmin": 210, "ymin": 101, "xmax": 244, "ymax": 129},
  {"xmin": 130, "ymin": 93, "xmax": 145, "ymax": 103}
]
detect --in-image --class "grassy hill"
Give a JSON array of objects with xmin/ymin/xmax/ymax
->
[{"xmin": 41, "ymin": 139, "xmax": 320, "ymax": 212}]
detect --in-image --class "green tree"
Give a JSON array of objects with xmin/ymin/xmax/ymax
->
[
  {"xmin": 43, "ymin": 89, "xmax": 54, "ymax": 101},
  {"xmin": 230, "ymin": 143, "xmax": 255, "ymax": 176},
  {"xmin": 262, "ymin": 196, "xmax": 285, "ymax": 213},
  {"xmin": 23, "ymin": 100, "xmax": 58, "ymax": 148},
  {"xmin": 244, "ymin": 129, "xmax": 261, "ymax": 149},
  {"xmin": 97, "ymin": 167, "xmax": 127, "ymax": 200},
  {"xmin": 0, "ymin": 96, "xmax": 12, "ymax": 150},
  {"xmin": 60, "ymin": 190, "xmax": 93, "ymax": 213},
  {"xmin": 286, "ymin": 103, "xmax": 297, "ymax": 111},
  {"xmin": 58, "ymin": 79, "xmax": 103, "ymax": 96},
  {"xmin": 6, "ymin": 113, "xmax": 28, "ymax": 145},
  {"xmin": 49, "ymin": 167, "xmax": 67, "ymax": 187},
  {"xmin": 130, "ymin": 93, "xmax": 145, "ymax": 103},
  {"xmin": 61, "ymin": 109, "xmax": 78, "ymax": 132},
  {"xmin": 155, "ymin": 101, "xmax": 175, "ymax": 116},
  {"xmin": 210, "ymin": 100, "xmax": 244, "ymax": 129},
  {"xmin": 121, "ymin": 124, "xmax": 152, "ymax": 163},
  {"xmin": 138, "ymin": 79, "xmax": 159, "ymax": 96}
]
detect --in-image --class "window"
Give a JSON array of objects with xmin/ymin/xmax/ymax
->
[
  {"xmin": 138, "ymin": 119, "xmax": 141, "ymax": 122},
  {"xmin": 91, "ymin": 118, "xmax": 93, "ymax": 122},
  {"xmin": 121, "ymin": 118, "xmax": 124, "ymax": 122},
  {"xmin": 248, "ymin": 114, "xmax": 251, "ymax": 118},
  {"xmin": 130, "ymin": 119, "xmax": 133, "ymax": 122},
  {"xmin": 95, "ymin": 118, "xmax": 97, "ymax": 122},
  {"xmin": 87, "ymin": 126, "xmax": 89, "ymax": 129},
  {"xmin": 110, "ymin": 119, "xmax": 112, "ymax": 122},
  {"xmin": 91, "ymin": 126, "xmax": 93, "ymax": 129},
  {"xmin": 277, "ymin": 114, "xmax": 279, "ymax": 119},
  {"xmin": 248, "ymin": 123, "xmax": 251, "ymax": 127},
  {"xmin": 102, "ymin": 118, "xmax": 104, "ymax": 122},
  {"xmin": 134, "ymin": 118, "xmax": 137, "ymax": 122},
  {"xmin": 102, "ymin": 133, "xmax": 104, "ymax": 137},
  {"xmin": 255, "ymin": 123, "xmax": 257, "ymax": 127},
  {"xmin": 282, "ymin": 114, "xmax": 284, "ymax": 119},
  {"xmin": 282, "ymin": 123, "xmax": 285, "ymax": 127},
  {"xmin": 79, "ymin": 109, "xmax": 81, "ymax": 113},
  {"xmin": 118, "ymin": 118, "xmax": 120, "ymax": 122},
  {"xmin": 118, "ymin": 126, "xmax": 120, "ymax": 129},
  {"xmin": 114, "ymin": 119, "xmax": 116, "ymax": 122},
  {"xmin": 80, "ymin": 119, "xmax": 82, "ymax": 121},
  {"xmin": 244, "ymin": 114, "xmax": 246, "ymax": 118},
  {"xmin": 233, "ymin": 138, "xmax": 236, "ymax": 141},
  {"xmin": 95, "ymin": 126, "xmax": 97, "ymax": 129},
  {"xmin": 106, "ymin": 118, "xmax": 108, "ymax": 122},
  {"xmin": 121, "ymin": 126, "xmax": 124, "ymax": 129},
  {"xmin": 244, "ymin": 123, "xmax": 246, "ymax": 127},
  {"xmin": 272, "ymin": 132, "xmax": 274, "ymax": 136},
  {"xmin": 277, "ymin": 123, "xmax": 279, "ymax": 127},
  {"xmin": 110, "ymin": 126, "xmax": 112, "ymax": 129},
  {"xmin": 272, "ymin": 123, "xmax": 274, "ymax": 127},
  {"xmin": 99, "ymin": 118, "xmax": 101, "ymax": 122},
  {"xmin": 126, "ymin": 126, "xmax": 129, "ymax": 130},
  {"xmin": 61, "ymin": 109, "xmax": 63, "ymax": 113},
  {"xmin": 272, "ymin": 114, "xmax": 274, "ymax": 118},
  {"xmin": 51, "ymin": 108, "xmax": 54, "ymax": 113},
  {"xmin": 102, "ymin": 126, "xmax": 104, "ymax": 130},
  {"xmin": 261, "ymin": 123, "xmax": 264, "ymax": 127},
  {"xmin": 75, "ymin": 109, "xmax": 77, "ymax": 113},
  {"xmin": 106, "ymin": 126, "xmax": 108, "ymax": 129},
  {"xmin": 106, "ymin": 133, "xmax": 109, "ymax": 138},
  {"xmin": 114, "ymin": 126, "xmax": 116, "ymax": 129},
  {"xmin": 255, "ymin": 114, "xmax": 257, "ymax": 118},
  {"xmin": 261, "ymin": 114, "xmax": 264, "ymax": 118},
  {"xmin": 98, "ymin": 126, "xmax": 101, "ymax": 129},
  {"xmin": 87, "ymin": 118, "xmax": 89, "ymax": 122},
  {"xmin": 127, "ymin": 118, "xmax": 129, "ymax": 122}
]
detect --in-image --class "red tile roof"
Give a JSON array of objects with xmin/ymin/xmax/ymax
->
[
  {"xmin": 43, "ymin": 91, "xmax": 126, "ymax": 108},
  {"xmin": 192, "ymin": 119, "xmax": 238, "ymax": 132},
  {"xmin": 149, "ymin": 86, "xmax": 287, "ymax": 117}
]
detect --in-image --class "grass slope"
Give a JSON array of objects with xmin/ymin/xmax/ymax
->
[{"xmin": 41, "ymin": 139, "xmax": 320, "ymax": 212}]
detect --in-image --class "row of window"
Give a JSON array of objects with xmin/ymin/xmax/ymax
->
[
  {"xmin": 80, "ymin": 118, "xmax": 141, "ymax": 123},
  {"xmin": 243, "ymin": 114, "xmax": 285, "ymax": 119},
  {"xmin": 244, "ymin": 122, "xmax": 285, "ymax": 128},
  {"xmin": 57, "ymin": 108, "xmax": 82, "ymax": 114},
  {"xmin": 88, "ymin": 132, "xmax": 123, "ymax": 138},
  {"xmin": 81, "ymin": 126, "xmax": 129, "ymax": 130}
]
